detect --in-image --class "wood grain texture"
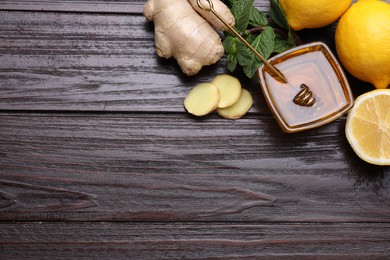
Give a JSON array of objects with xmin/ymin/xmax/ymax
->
[
  {"xmin": 1, "ymin": 222, "xmax": 390, "ymax": 259},
  {"xmin": 1, "ymin": 113, "xmax": 389, "ymax": 222},
  {"xmin": 0, "ymin": 10, "xmax": 263, "ymax": 112},
  {"xmin": 1, "ymin": 0, "xmax": 390, "ymax": 257},
  {"xmin": 0, "ymin": 0, "xmax": 145, "ymax": 13},
  {"xmin": 0, "ymin": 6, "xmax": 375, "ymax": 113},
  {"xmin": 0, "ymin": 0, "xmax": 272, "ymax": 13},
  {"xmin": 0, "ymin": 11, "xmax": 187, "ymax": 112}
]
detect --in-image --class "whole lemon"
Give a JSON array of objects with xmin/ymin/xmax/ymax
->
[
  {"xmin": 336, "ymin": 0, "xmax": 390, "ymax": 89},
  {"xmin": 278, "ymin": 0, "xmax": 352, "ymax": 31}
]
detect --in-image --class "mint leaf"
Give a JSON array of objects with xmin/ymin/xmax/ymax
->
[
  {"xmin": 269, "ymin": 0, "xmax": 289, "ymax": 30},
  {"xmin": 243, "ymin": 59, "xmax": 261, "ymax": 79},
  {"xmin": 235, "ymin": 27, "xmax": 275, "ymax": 78},
  {"xmin": 243, "ymin": 27, "xmax": 275, "ymax": 78},
  {"xmin": 231, "ymin": 0, "xmax": 254, "ymax": 32},
  {"xmin": 236, "ymin": 41, "xmax": 260, "ymax": 78},
  {"xmin": 274, "ymin": 37, "xmax": 295, "ymax": 54},
  {"xmin": 249, "ymin": 7, "xmax": 268, "ymax": 27},
  {"xmin": 227, "ymin": 54, "xmax": 238, "ymax": 72},
  {"xmin": 245, "ymin": 33, "xmax": 257, "ymax": 44},
  {"xmin": 251, "ymin": 26, "xmax": 275, "ymax": 61},
  {"xmin": 223, "ymin": 36, "xmax": 238, "ymax": 72},
  {"xmin": 223, "ymin": 35, "xmax": 237, "ymax": 54},
  {"xmin": 244, "ymin": 60, "xmax": 261, "ymax": 79},
  {"xmin": 236, "ymin": 41, "xmax": 254, "ymax": 67}
]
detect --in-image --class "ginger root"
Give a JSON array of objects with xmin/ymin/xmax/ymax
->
[{"xmin": 143, "ymin": 0, "xmax": 235, "ymax": 76}]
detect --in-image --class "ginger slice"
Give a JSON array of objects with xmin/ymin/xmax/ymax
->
[
  {"xmin": 217, "ymin": 89, "xmax": 253, "ymax": 119},
  {"xmin": 211, "ymin": 74, "xmax": 242, "ymax": 108},
  {"xmin": 184, "ymin": 83, "xmax": 220, "ymax": 116}
]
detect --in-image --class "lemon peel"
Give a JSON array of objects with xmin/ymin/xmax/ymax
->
[
  {"xmin": 278, "ymin": 0, "xmax": 352, "ymax": 31},
  {"xmin": 336, "ymin": 0, "xmax": 390, "ymax": 89}
]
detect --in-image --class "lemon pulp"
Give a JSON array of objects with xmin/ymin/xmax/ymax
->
[{"xmin": 346, "ymin": 89, "xmax": 390, "ymax": 165}]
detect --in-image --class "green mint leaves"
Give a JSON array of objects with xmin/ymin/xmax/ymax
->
[
  {"xmin": 231, "ymin": 0, "xmax": 253, "ymax": 31},
  {"xmin": 223, "ymin": 0, "xmax": 298, "ymax": 78}
]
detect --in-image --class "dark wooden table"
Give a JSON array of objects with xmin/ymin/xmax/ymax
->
[{"xmin": 1, "ymin": 1, "xmax": 390, "ymax": 258}]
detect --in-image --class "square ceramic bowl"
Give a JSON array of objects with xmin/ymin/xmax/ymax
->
[{"xmin": 258, "ymin": 42, "xmax": 354, "ymax": 133}]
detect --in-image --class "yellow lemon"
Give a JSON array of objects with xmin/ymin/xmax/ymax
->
[
  {"xmin": 278, "ymin": 0, "xmax": 352, "ymax": 31},
  {"xmin": 335, "ymin": 0, "xmax": 390, "ymax": 89},
  {"xmin": 345, "ymin": 89, "xmax": 390, "ymax": 166}
]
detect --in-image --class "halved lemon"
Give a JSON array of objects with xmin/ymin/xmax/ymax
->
[{"xmin": 345, "ymin": 89, "xmax": 390, "ymax": 166}]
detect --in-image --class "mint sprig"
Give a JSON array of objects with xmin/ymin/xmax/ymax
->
[{"xmin": 223, "ymin": 0, "xmax": 299, "ymax": 78}]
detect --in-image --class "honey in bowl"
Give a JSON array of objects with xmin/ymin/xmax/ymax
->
[{"xmin": 258, "ymin": 42, "xmax": 354, "ymax": 133}]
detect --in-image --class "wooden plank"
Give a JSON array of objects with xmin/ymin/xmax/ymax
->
[
  {"xmin": 0, "ymin": 0, "xmax": 145, "ymax": 13},
  {"xmin": 1, "ymin": 113, "xmax": 389, "ymax": 222},
  {"xmin": 0, "ymin": 11, "xmax": 264, "ymax": 112},
  {"xmin": 1, "ymin": 222, "xmax": 390, "ymax": 258},
  {"xmin": 0, "ymin": 0, "xmax": 271, "ymax": 14}
]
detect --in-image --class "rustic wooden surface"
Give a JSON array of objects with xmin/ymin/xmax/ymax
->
[{"xmin": 1, "ymin": 0, "xmax": 389, "ymax": 259}]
